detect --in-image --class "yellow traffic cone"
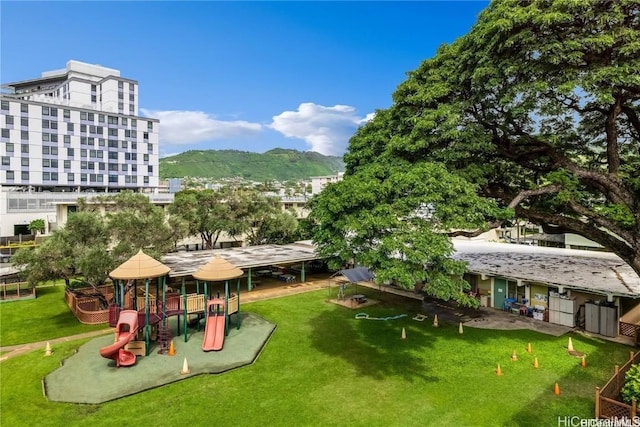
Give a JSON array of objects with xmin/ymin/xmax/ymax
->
[
  {"xmin": 527, "ymin": 342, "xmax": 532, "ymax": 353},
  {"xmin": 45, "ymin": 342, "xmax": 52, "ymax": 357},
  {"xmin": 554, "ymin": 382, "xmax": 561, "ymax": 395},
  {"xmin": 511, "ymin": 350, "xmax": 518, "ymax": 361},
  {"xmin": 533, "ymin": 357, "xmax": 539, "ymax": 368},
  {"xmin": 459, "ymin": 322, "xmax": 464, "ymax": 334},
  {"xmin": 433, "ymin": 314, "xmax": 439, "ymax": 328},
  {"xmin": 168, "ymin": 340, "xmax": 176, "ymax": 356},
  {"xmin": 496, "ymin": 364, "xmax": 503, "ymax": 376},
  {"xmin": 581, "ymin": 355, "xmax": 586, "ymax": 368},
  {"xmin": 180, "ymin": 357, "xmax": 190, "ymax": 375},
  {"xmin": 567, "ymin": 337, "xmax": 574, "ymax": 352},
  {"xmin": 401, "ymin": 328, "xmax": 406, "ymax": 340}
]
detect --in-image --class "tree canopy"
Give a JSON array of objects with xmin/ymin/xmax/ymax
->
[{"xmin": 310, "ymin": 0, "xmax": 640, "ymax": 302}]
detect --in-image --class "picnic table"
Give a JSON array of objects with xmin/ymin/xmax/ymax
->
[{"xmin": 351, "ymin": 294, "xmax": 367, "ymax": 304}]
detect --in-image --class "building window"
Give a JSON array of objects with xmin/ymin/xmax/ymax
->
[
  {"xmin": 131, "ymin": 153, "xmax": 137, "ymax": 161},
  {"xmin": 81, "ymin": 174, "xmax": 87, "ymax": 182},
  {"xmin": 64, "ymin": 160, "xmax": 71, "ymax": 169},
  {"xmin": 1, "ymin": 156, "xmax": 9, "ymax": 166},
  {"xmin": 109, "ymin": 163, "xmax": 118, "ymax": 171},
  {"xmin": 21, "ymin": 158, "xmax": 29, "ymax": 166},
  {"xmin": 6, "ymin": 170, "xmax": 14, "ymax": 180},
  {"xmin": 131, "ymin": 142, "xmax": 137, "ymax": 149},
  {"xmin": 108, "ymin": 128, "xmax": 118, "ymax": 137},
  {"xmin": 143, "ymin": 154, "xmax": 149, "ymax": 162},
  {"xmin": 63, "ymin": 109, "xmax": 70, "ymax": 119},
  {"xmin": 6, "ymin": 143, "xmax": 14, "ymax": 152},
  {"xmin": 88, "ymin": 162, "xmax": 94, "ymax": 170},
  {"xmin": 81, "ymin": 137, "xmax": 87, "ymax": 145},
  {"xmin": 99, "ymin": 138, "xmax": 105, "ymax": 146},
  {"xmin": 118, "ymin": 102, "xmax": 124, "ymax": 111},
  {"xmin": 21, "ymin": 171, "xmax": 29, "ymax": 180},
  {"xmin": 147, "ymin": 165, "xmax": 153, "ymax": 173},
  {"xmin": 91, "ymin": 95, "xmax": 97, "ymax": 103},
  {"xmin": 121, "ymin": 164, "xmax": 128, "ymax": 171},
  {"xmin": 64, "ymin": 135, "xmax": 71, "ymax": 144},
  {"xmin": 68, "ymin": 173, "xmax": 74, "ymax": 182},
  {"xmin": 108, "ymin": 140, "xmax": 118, "ymax": 148},
  {"xmin": 67, "ymin": 147, "xmax": 74, "ymax": 157},
  {"xmin": 108, "ymin": 152, "xmax": 118, "ymax": 160},
  {"xmin": 51, "ymin": 159, "xmax": 58, "ymax": 168},
  {"xmin": 81, "ymin": 149, "xmax": 87, "ymax": 158},
  {"xmin": 43, "ymin": 159, "xmax": 50, "ymax": 167},
  {"xmin": 21, "ymin": 144, "xmax": 29, "ymax": 153},
  {"xmin": 96, "ymin": 126, "xmax": 103, "ymax": 135},
  {"xmin": 21, "ymin": 117, "xmax": 28, "ymax": 127},
  {"xmin": 131, "ymin": 164, "xmax": 137, "ymax": 172},
  {"xmin": 122, "ymin": 141, "xmax": 128, "ymax": 149},
  {"xmin": 51, "ymin": 121, "xmax": 58, "ymax": 130},
  {"xmin": 118, "ymin": 81, "xmax": 123, "ymax": 89},
  {"xmin": 42, "ymin": 172, "xmax": 50, "ymax": 181},
  {"xmin": 109, "ymin": 175, "xmax": 118, "ymax": 183},
  {"xmin": 129, "ymin": 104, "xmax": 135, "ymax": 113},
  {"xmin": 20, "ymin": 103, "xmax": 28, "ymax": 113},
  {"xmin": 51, "ymin": 172, "xmax": 58, "ymax": 181},
  {"xmin": 1, "ymin": 129, "xmax": 9, "ymax": 138},
  {"xmin": 80, "ymin": 124, "xmax": 87, "ymax": 133},
  {"xmin": 6, "ymin": 115, "xmax": 14, "ymax": 125},
  {"xmin": 131, "ymin": 119, "xmax": 137, "ymax": 128},
  {"xmin": 42, "ymin": 106, "xmax": 50, "ymax": 115},
  {"xmin": 51, "ymin": 147, "xmax": 58, "ymax": 155},
  {"xmin": 91, "ymin": 84, "xmax": 97, "ymax": 92},
  {"xmin": 0, "ymin": 101, "xmax": 9, "ymax": 110},
  {"xmin": 143, "ymin": 176, "xmax": 148, "ymax": 184},
  {"xmin": 42, "ymin": 119, "xmax": 50, "ymax": 129},
  {"xmin": 147, "ymin": 144, "xmax": 153, "ymax": 153},
  {"xmin": 147, "ymin": 121, "xmax": 153, "ymax": 131},
  {"xmin": 42, "ymin": 146, "xmax": 50, "ymax": 155},
  {"xmin": 143, "ymin": 132, "xmax": 149, "ymax": 140},
  {"xmin": 50, "ymin": 108, "xmax": 58, "ymax": 117},
  {"xmin": 88, "ymin": 137, "xmax": 95, "ymax": 146},
  {"xmin": 118, "ymin": 92, "xmax": 123, "ymax": 100},
  {"xmin": 121, "ymin": 117, "xmax": 127, "ymax": 126},
  {"xmin": 98, "ymin": 114, "xmax": 105, "ymax": 123},
  {"xmin": 98, "ymin": 162, "xmax": 105, "ymax": 171},
  {"xmin": 67, "ymin": 122, "xmax": 74, "ymax": 132},
  {"xmin": 81, "ymin": 112, "xmax": 87, "ymax": 120},
  {"xmin": 51, "ymin": 134, "xmax": 58, "ymax": 142}
]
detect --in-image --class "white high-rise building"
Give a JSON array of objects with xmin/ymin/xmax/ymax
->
[{"xmin": 0, "ymin": 60, "xmax": 164, "ymax": 237}]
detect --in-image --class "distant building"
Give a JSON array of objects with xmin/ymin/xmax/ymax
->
[
  {"xmin": 310, "ymin": 172, "xmax": 343, "ymax": 195},
  {"xmin": 0, "ymin": 60, "xmax": 160, "ymax": 236}
]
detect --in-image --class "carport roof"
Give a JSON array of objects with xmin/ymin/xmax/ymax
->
[
  {"xmin": 162, "ymin": 242, "xmax": 319, "ymax": 278},
  {"xmin": 453, "ymin": 239, "xmax": 640, "ymax": 298}
]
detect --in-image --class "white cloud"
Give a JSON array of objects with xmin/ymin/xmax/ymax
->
[
  {"xmin": 140, "ymin": 109, "xmax": 262, "ymax": 145},
  {"xmin": 270, "ymin": 103, "xmax": 373, "ymax": 156}
]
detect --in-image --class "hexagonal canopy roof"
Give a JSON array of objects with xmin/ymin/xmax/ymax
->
[
  {"xmin": 192, "ymin": 256, "xmax": 243, "ymax": 282},
  {"xmin": 109, "ymin": 249, "xmax": 171, "ymax": 280}
]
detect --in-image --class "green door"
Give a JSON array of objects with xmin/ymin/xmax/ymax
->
[{"xmin": 493, "ymin": 278, "xmax": 507, "ymax": 310}]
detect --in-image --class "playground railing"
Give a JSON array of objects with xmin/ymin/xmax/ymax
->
[
  {"xmin": 596, "ymin": 351, "xmax": 640, "ymax": 419},
  {"xmin": 228, "ymin": 295, "xmax": 239, "ymax": 314},
  {"xmin": 184, "ymin": 293, "xmax": 206, "ymax": 314}
]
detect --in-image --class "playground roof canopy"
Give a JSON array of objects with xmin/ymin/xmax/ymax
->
[
  {"xmin": 110, "ymin": 249, "xmax": 171, "ymax": 280},
  {"xmin": 192, "ymin": 257, "xmax": 243, "ymax": 282},
  {"xmin": 331, "ymin": 267, "xmax": 375, "ymax": 283}
]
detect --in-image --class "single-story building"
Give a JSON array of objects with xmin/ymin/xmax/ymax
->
[{"xmin": 452, "ymin": 239, "xmax": 640, "ymax": 339}]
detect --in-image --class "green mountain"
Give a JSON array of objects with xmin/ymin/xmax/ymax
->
[{"xmin": 159, "ymin": 148, "xmax": 345, "ymax": 181}]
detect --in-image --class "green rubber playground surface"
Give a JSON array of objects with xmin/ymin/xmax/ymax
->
[{"xmin": 44, "ymin": 312, "xmax": 275, "ymax": 404}]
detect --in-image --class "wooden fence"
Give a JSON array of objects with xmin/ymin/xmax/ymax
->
[
  {"xmin": 0, "ymin": 281, "xmax": 36, "ymax": 301},
  {"xmin": 596, "ymin": 351, "xmax": 640, "ymax": 419},
  {"xmin": 65, "ymin": 285, "xmax": 113, "ymax": 325}
]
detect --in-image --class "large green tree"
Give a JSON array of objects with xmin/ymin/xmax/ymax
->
[{"xmin": 335, "ymin": 0, "xmax": 640, "ymax": 279}]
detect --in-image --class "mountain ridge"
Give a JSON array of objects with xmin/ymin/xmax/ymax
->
[{"xmin": 159, "ymin": 148, "xmax": 345, "ymax": 181}]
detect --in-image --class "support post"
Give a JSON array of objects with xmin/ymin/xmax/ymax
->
[
  {"xmin": 224, "ymin": 280, "xmax": 229, "ymax": 336},
  {"xmin": 182, "ymin": 277, "xmax": 188, "ymax": 342},
  {"xmin": 236, "ymin": 278, "xmax": 241, "ymax": 330},
  {"xmin": 301, "ymin": 261, "xmax": 306, "ymax": 282},
  {"xmin": 145, "ymin": 278, "xmax": 150, "ymax": 356},
  {"xmin": 247, "ymin": 268, "xmax": 252, "ymax": 291}
]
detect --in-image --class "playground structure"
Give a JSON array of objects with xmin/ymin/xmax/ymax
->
[
  {"xmin": 192, "ymin": 256, "xmax": 244, "ymax": 352},
  {"xmin": 100, "ymin": 250, "xmax": 245, "ymax": 365},
  {"xmin": 99, "ymin": 310, "xmax": 139, "ymax": 367}
]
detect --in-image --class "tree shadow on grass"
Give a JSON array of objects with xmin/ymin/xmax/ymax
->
[{"xmin": 308, "ymin": 301, "xmax": 439, "ymax": 382}]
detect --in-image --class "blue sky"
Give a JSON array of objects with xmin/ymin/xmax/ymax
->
[{"xmin": 1, "ymin": 1, "xmax": 489, "ymax": 157}]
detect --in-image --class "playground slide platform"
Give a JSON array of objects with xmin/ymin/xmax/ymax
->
[{"xmin": 99, "ymin": 310, "xmax": 139, "ymax": 367}]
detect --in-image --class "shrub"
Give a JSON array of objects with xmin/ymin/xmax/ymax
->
[{"xmin": 621, "ymin": 364, "xmax": 640, "ymax": 404}]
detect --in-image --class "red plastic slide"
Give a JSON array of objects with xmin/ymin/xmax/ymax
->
[
  {"xmin": 99, "ymin": 310, "xmax": 139, "ymax": 367},
  {"xmin": 202, "ymin": 299, "xmax": 226, "ymax": 351}
]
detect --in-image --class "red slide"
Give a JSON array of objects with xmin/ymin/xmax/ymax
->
[
  {"xmin": 99, "ymin": 310, "xmax": 139, "ymax": 367},
  {"xmin": 202, "ymin": 299, "xmax": 226, "ymax": 351}
]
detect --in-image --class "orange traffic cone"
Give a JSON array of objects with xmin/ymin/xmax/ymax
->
[
  {"xmin": 496, "ymin": 364, "xmax": 503, "ymax": 376},
  {"xmin": 554, "ymin": 382, "xmax": 561, "ymax": 395},
  {"xmin": 511, "ymin": 350, "xmax": 518, "ymax": 361},
  {"xmin": 433, "ymin": 314, "xmax": 439, "ymax": 328},
  {"xmin": 401, "ymin": 328, "xmax": 406, "ymax": 340},
  {"xmin": 533, "ymin": 357, "xmax": 539, "ymax": 368},
  {"xmin": 581, "ymin": 356, "xmax": 586, "ymax": 368},
  {"xmin": 168, "ymin": 340, "xmax": 176, "ymax": 356},
  {"xmin": 527, "ymin": 342, "xmax": 532, "ymax": 353}
]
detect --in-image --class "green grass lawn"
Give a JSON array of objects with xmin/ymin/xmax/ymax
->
[
  {"xmin": 0, "ymin": 289, "xmax": 634, "ymax": 426},
  {"xmin": 0, "ymin": 284, "xmax": 107, "ymax": 347}
]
